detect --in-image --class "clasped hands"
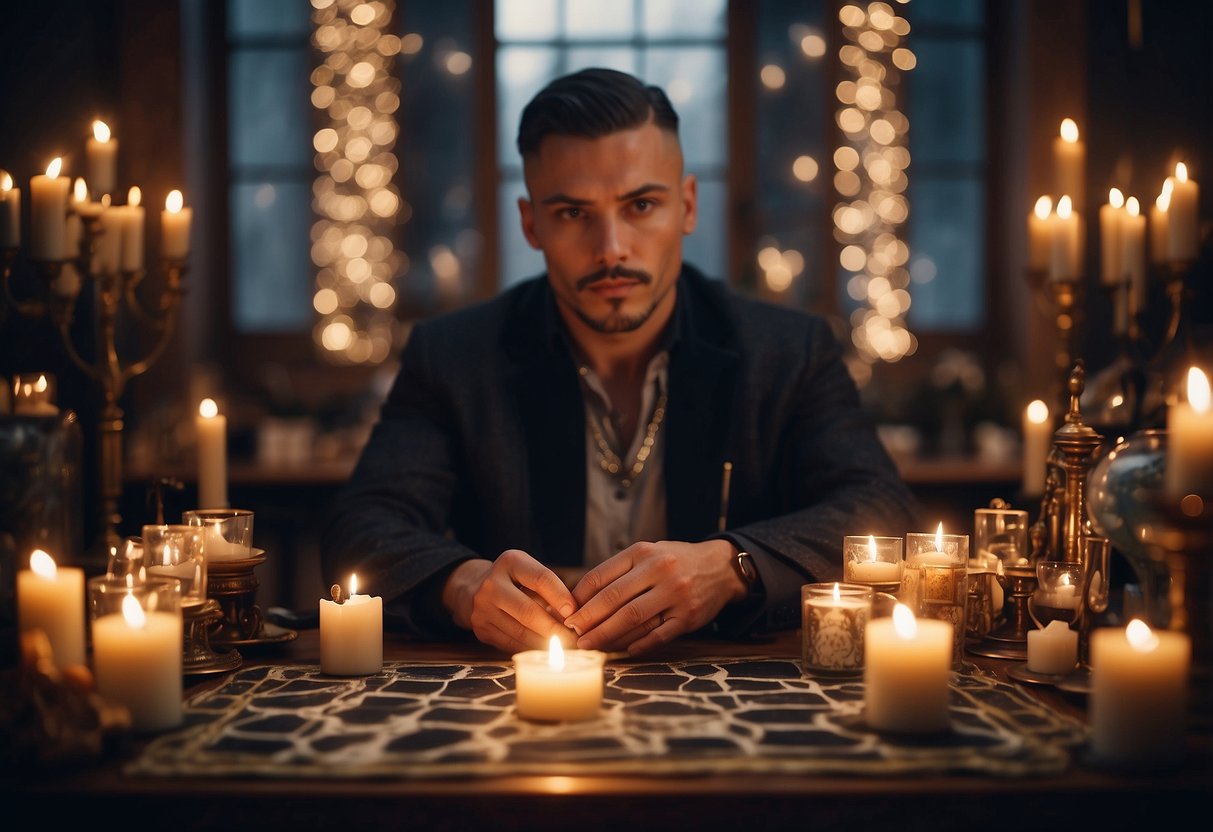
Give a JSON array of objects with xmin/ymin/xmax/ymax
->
[{"xmin": 443, "ymin": 539, "xmax": 748, "ymax": 656}]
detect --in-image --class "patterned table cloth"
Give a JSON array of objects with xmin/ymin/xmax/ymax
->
[{"xmin": 127, "ymin": 658, "xmax": 1087, "ymax": 779}]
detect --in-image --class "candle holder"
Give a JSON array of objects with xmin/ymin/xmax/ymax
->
[
  {"xmin": 205, "ymin": 548, "xmax": 268, "ymax": 647},
  {"xmin": 841, "ymin": 535, "xmax": 903, "ymax": 593},
  {"xmin": 1, "ymin": 211, "xmax": 188, "ymax": 557}
]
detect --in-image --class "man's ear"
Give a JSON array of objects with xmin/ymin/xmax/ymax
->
[
  {"xmin": 680, "ymin": 173, "xmax": 698, "ymax": 236},
  {"xmin": 518, "ymin": 196, "xmax": 541, "ymax": 250}
]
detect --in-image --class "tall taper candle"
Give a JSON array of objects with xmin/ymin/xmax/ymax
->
[
  {"xmin": 30, "ymin": 158, "xmax": 69, "ymax": 260},
  {"xmin": 196, "ymin": 398, "xmax": 228, "ymax": 509},
  {"xmin": 85, "ymin": 119, "xmax": 118, "ymax": 198}
]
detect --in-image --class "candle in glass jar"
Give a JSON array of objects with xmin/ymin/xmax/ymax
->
[
  {"xmin": 1026, "ymin": 619, "xmax": 1077, "ymax": 675},
  {"xmin": 1166, "ymin": 366, "xmax": 1213, "ymax": 497},
  {"xmin": 513, "ymin": 635, "xmax": 606, "ymax": 721},
  {"xmin": 0, "ymin": 169, "xmax": 20, "ymax": 248},
  {"xmin": 1090, "ymin": 620, "xmax": 1190, "ymax": 766},
  {"xmin": 320, "ymin": 574, "xmax": 383, "ymax": 676},
  {"xmin": 196, "ymin": 398, "xmax": 228, "ymax": 509},
  {"xmin": 91, "ymin": 586, "xmax": 183, "ymax": 732},
  {"xmin": 85, "ymin": 119, "xmax": 118, "ymax": 198},
  {"xmin": 802, "ymin": 582, "xmax": 871, "ymax": 675},
  {"xmin": 17, "ymin": 549, "xmax": 85, "ymax": 668},
  {"xmin": 864, "ymin": 603, "xmax": 952, "ymax": 733},
  {"xmin": 30, "ymin": 157, "xmax": 69, "ymax": 261}
]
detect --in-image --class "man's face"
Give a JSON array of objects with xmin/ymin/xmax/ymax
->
[{"xmin": 518, "ymin": 121, "xmax": 697, "ymax": 337}]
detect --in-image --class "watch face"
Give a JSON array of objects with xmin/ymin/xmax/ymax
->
[{"xmin": 737, "ymin": 551, "xmax": 757, "ymax": 583}]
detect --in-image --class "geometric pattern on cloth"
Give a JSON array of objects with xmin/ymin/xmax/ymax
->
[{"xmin": 125, "ymin": 658, "xmax": 1088, "ymax": 779}]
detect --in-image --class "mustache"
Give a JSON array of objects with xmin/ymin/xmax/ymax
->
[{"xmin": 576, "ymin": 266, "xmax": 653, "ymax": 292}]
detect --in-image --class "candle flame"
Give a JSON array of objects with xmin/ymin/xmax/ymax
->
[
  {"xmin": 892, "ymin": 603, "xmax": 917, "ymax": 638},
  {"xmin": 1033, "ymin": 195, "xmax": 1052, "ymax": 220},
  {"xmin": 349, "ymin": 573, "xmax": 359, "ymax": 596},
  {"xmin": 73, "ymin": 177, "xmax": 88, "ymax": 203},
  {"xmin": 128, "ymin": 186, "xmax": 142, "ymax": 207},
  {"xmin": 0, "ymin": 170, "xmax": 11, "ymax": 191},
  {"xmin": 1059, "ymin": 118, "xmax": 1079, "ymax": 143},
  {"xmin": 46, "ymin": 157, "xmax": 63, "ymax": 178},
  {"xmin": 1176, "ymin": 162, "xmax": 1188, "ymax": 183},
  {"xmin": 198, "ymin": 398, "xmax": 218, "ymax": 418},
  {"xmin": 867, "ymin": 534, "xmax": 878, "ymax": 562},
  {"xmin": 35, "ymin": 374, "xmax": 48, "ymax": 393},
  {"xmin": 934, "ymin": 522, "xmax": 943, "ymax": 551},
  {"xmin": 1027, "ymin": 399, "xmax": 1049, "ymax": 424},
  {"xmin": 166, "ymin": 189, "xmax": 184, "ymax": 213},
  {"xmin": 30, "ymin": 549, "xmax": 57, "ymax": 578},
  {"xmin": 1056, "ymin": 195, "xmax": 1073, "ymax": 219},
  {"xmin": 1125, "ymin": 196, "xmax": 1140, "ymax": 217},
  {"xmin": 548, "ymin": 634, "xmax": 565, "ymax": 671},
  {"xmin": 1108, "ymin": 188, "xmax": 1124, "ymax": 209},
  {"xmin": 1125, "ymin": 618, "xmax": 1159, "ymax": 652},
  {"xmin": 1059, "ymin": 572, "xmax": 1072, "ymax": 588},
  {"xmin": 1187, "ymin": 367, "xmax": 1211, "ymax": 413},
  {"xmin": 121, "ymin": 592, "xmax": 147, "ymax": 628},
  {"xmin": 92, "ymin": 120, "xmax": 112, "ymax": 143}
]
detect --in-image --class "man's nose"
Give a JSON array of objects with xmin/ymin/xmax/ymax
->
[{"xmin": 593, "ymin": 214, "xmax": 628, "ymax": 265}]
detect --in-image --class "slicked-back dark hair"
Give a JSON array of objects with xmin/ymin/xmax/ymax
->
[{"xmin": 516, "ymin": 67, "xmax": 680, "ymax": 158}]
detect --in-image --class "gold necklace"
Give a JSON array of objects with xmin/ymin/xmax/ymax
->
[{"xmin": 586, "ymin": 392, "xmax": 668, "ymax": 489}]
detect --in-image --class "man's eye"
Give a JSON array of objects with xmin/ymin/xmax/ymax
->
[
  {"xmin": 633, "ymin": 199, "xmax": 654, "ymax": 213},
  {"xmin": 559, "ymin": 207, "xmax": 582, "ymax": 219}
]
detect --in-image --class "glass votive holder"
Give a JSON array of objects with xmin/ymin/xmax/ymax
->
[
  {"xmin": 88, "ymin": 575, "xmax": 183, "ymax": 732},
  {"xmin": 12, "ymin": 372, "xmax": 59, "ymax": 416},
  {"xmin": 842, "ymin": 535, "xmax": 903, "ymax": 593},
  {"xmin": 902, "ymin": 528, "xmax": 969, "ymax": 668},
  {"xmin": 1028, "ymin": 560, "xmax": 1084, "ymax": 629},
  {"xmin": 182, "ymin": 508, "xmax": 254, "ymax": 562},
  {"xmin": 973, "ymin": 505, "xmax": 1030, "ymax": 569},
  {"xmin": 107, "ymin": 536, "xmax": 147, "ymax": 581},
  {"xmin": 801, "ymin": 582, "xmax": 873, "ymax": 676},
  {"xmin": 142, "ymin": 524, "xmax": 207, "ymax": 609}
]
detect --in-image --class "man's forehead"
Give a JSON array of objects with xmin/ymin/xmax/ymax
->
[{"xmin": 522, "ymin": 124, "xmax": 683, "ymax": 193}]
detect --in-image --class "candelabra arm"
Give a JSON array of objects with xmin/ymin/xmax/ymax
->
[{"xmin": 123, "ymin": 262, "xmax": 186, "ymax": 330}]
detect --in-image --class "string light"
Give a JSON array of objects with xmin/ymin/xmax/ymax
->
[
  {"xmin": 310, "ymin": 0, "xmax": 403, "ymax": 364},
  {"xmin": 835, "ymin": 1, "xmax": 916, "ymax": 366}
]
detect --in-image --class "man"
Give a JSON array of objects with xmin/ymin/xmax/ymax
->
[{"xmin": 321, "ymin": 68, "xmax": 919, "ymax": 656}]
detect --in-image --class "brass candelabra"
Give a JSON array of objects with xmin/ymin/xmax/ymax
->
[{"xmin": 2, "ymin": 212, "xmax": 186, "ymax": 555}]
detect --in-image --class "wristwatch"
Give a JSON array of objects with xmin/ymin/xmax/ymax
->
[{"xmin": 733, "ymin": 549, "xmax": 757, "ymax": 587}]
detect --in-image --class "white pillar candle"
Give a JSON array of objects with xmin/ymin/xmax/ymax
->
[
  {"xmin": 1026, "ymin": 619, "xmax": 1077, "ymax": 675},
  {"xmin": 1149, "ymin": 180, "xmax": 1171, "ymax": 265},
  {"xmin": 17, "ymin": 549, "xmax": 85, "ymax": 668},
  {"xmin": 1053, "ymin": 118, "xmax": 1085, "ymax": 211},
  {"xmin": 1090, "ymin": 620, "xmax": 1190, "ymax": 767},
  {"xmin": 1121, "ymin": 197, "xmax": 1147, "ymax": 317},
  {"xmin": 92, "ymin": 591, "xmax": 183, "ymax": 732},
  {"xmin": 1098, "ymin": 188, "xmax": 1125, "ymax": 287},
  {"xmin": 85, "ymin": 119, "xmax": 118, "ymax": 199},
  {"xmin": 92, "ymin": 198, "xmax": 121, "ymax": 275},
  {"xmin": 0, "ymin": 170, "xmax": 20, "ymax": 248},
  {"xmin": 29, "ymin": 157, "xmax": 70, "ymax": 261},
  {"xmin": 802, "ymin": 582, "xmax": 871, "ymax": 675},
  {"xmin": 161, "ymin": 189, "xmax": 192, "ymax": 259},
  {"xmin": 119, "ymin": 186, "xmax": 145, "ymax": 271},
  {"xmin": 1048, "ymin": 195, "xmax": 1083, "ymax": 282},
  {"xmin": 513, "ymin": 635, "xmax": 606, "ymax": 721},
  {"xmin": 320, "ymin": 574, "xmax": 383, "ymax": 675},
  {"xmin": 1027, "ymin": 195, "xmax": 1052, "ymax": 272},
  {"xmin": 196, "ymin": 398, "xmax": 228, "ymax": 509},
  {"xmin": 1021, "ymin": 399, "xmax": 1051, "ymax": 497},
  {"xmin": 864, "ymin": 603, "xmax": 953, "ymax": 733},
  {"xmin": 1166, "ymin": 367, "xmax": 1213, "ymax": 497},
  {"xmin": 1167, "ymin": 162, "xmax": 1199, "ymax": 262}
]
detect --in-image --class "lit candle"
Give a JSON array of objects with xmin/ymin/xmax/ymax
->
[
  {"xmin": 802, "ymin": 582, "xmax": 871, "ymax": 675},
  {"xmin": 0, "ymin": 169, "xmax": 20, "ymax": 248},
  {"xmin": 92, "ymin": 195, "xmax": 121, "ymax": 275},
  {"xmin": 1121, "ymin": 197, "xmax": 1147, "ymax": 318},
  {"xmin": 1167, "ymin": 162, "xmax": 1199, "ymax": 262},
  {"xmin": 1149, "ymin": 179, "xmax": 1172, "ymax": 265},
  {"xmin": 864, "ymin": 603, "xmax": 953, "ymax": 733},
  {"xmin": 1026, "ymin": 619, "xmax": 1077, "ymax": 675},
  {"xmin": 843, "ymin": 534, "xmax": 902, "ymax": 589},
  {"xmin": 16, "ymin": 549, "xmax": 85, "ymax": 669},
  {"xmin": 319, "ymin": 574, "xmax": 383, "ymax": 676},
  {"xmin": 1027, "ymin": 195, "xmax": 1052, "ymax": 273},
  {"xmin": 901, "ymin": 523, "xmax": 968, "ymax": 668},
  {"xmin": 119, "ymin": 186, "xmax": 145, "ymax": 271},
  {"xmin": 1046, "ymin": 571, "xmax": 1081, "ymax": 609},
  {"xmin": 1098, "ymin": 188, "xmax": 1125, "ymax": 287},
  {"xmin": 91, "ymin": 582, "xmax": 183, "ymax": 732},
  {"xmin": 85, "ymin": 119, "xmax": 118, "ymax": 199},
  {"xmin": 1090, "ymin": 619, "xmax": 1190, "ymax": 766},
  {"xmin": 29, "ymin": 157, "xmax": 70, "ymax": 261},
  {"xmin": 71, "ymin": 176, "xmax": 106, "ymax": 220},
  {"xmin": 1165, "ymin": 367, "xmax": 1213, "ymax": 497},
  {"xmin": 1053, "ymin": 118, "xmax": 1085, "ymax": 211},
  {"xmin": 1021, "ymin": 399, "xmax": 1051, "ymax": 497},
  {"xmin": 196, "ymin": 398, "xmax": 228, "ymax": 509},
  {"xmin": 513, "ymin": 634, "xmax": 606, "ymax": 721},
  {"xmin": 12, "ymin": 373, "xmax": 59, "ymax": 416},
  {"xmin": 1048, "ymin": 195, "xmax": 1083, "ymax": 282},
  {"xmin": 161, "ymin": 189, "xmax": 192, "ymax": 259}
]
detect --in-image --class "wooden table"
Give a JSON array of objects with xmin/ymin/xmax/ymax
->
[{"xmin": 8, "ymin": 629, "xmax": 1211, "ymax": 831}]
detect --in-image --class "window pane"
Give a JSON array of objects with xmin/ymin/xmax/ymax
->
[
  {"xmin": 684, "ymin": 177, "xmax": 725, "ymax": 279},
  {"xmin": 644, "ymin": 46, "xmax": 726, "ymax": 169},
  {"xmin": 643, "ymin": 0, "xmax": 726, "ymax": 39},
  {"xmin": 228, "ymin": 49, "xmax": 311, "ymax": 169},
  {"xmin": 499, "ymin": 176, "xmax": 545, "ymax": 289},
  {"xmin": 910, "ymin": 0, "xmax": 984, "ymax": 28},
  {"xmin": 495, "ymin": 0, "xmax": 559, "ymax": 40},
  {"xmin": 566, "ymin": 47, "xmax": 637, "ymax": 75},
  {"xmin": 908, "ymin": 39, "xmax": 985, "ymax": 166},
  {"xmin": 227, "ymin": 0, "xmax": 312, "ymax": 39},
  {"xmin": 907, "ymin": 179, "xmax": 984, "ymax": 329},
  {"xmin": 231, "ymin": 182, "xmax": 313, "ymax": 331},
  {"xmin": 497, "ymin": 46, "xmax": 559, "ymax": 168},
  {"xmin": 565, "ymin": 0, "xmax": 634, "ymax": 40}
]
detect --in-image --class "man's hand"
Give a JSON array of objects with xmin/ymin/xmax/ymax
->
[
  {"xmin": 565, "ymin": 539, "xmax": 748, "ymax": 655},
  {"xmin": 442, "ymin": 550, "xmax": 579, "ymax": 653}
]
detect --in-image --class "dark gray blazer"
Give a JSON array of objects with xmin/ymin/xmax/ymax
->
[{"xmin": 321, "ymin": 265, "xmax": 920, "ymax": 638}]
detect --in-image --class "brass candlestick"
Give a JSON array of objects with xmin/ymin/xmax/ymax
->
[{"xmin": 1, "ymin": 211, "xmax": 187, "ymax": 555}]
